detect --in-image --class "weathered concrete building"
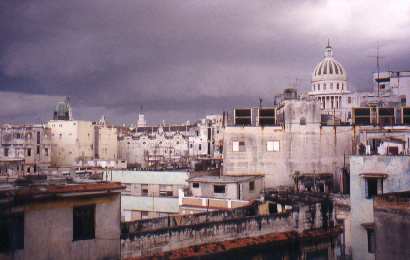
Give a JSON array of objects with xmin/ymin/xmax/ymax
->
[
  {"xmin": 121, "ymin": 192, "xmax": 340, "ymax": 259},
  {"xmin": 350, "ymin": 155, "xmax": 410, "ymax": 260},
  {"xmin": 48, "ymin": 120, "xmax": 95, "ymax": 167},
  {"xmin": 0, "ymin": 177, "xmax": 123, "ymax": 260},
  {"xmin": 188, "ymin": 175, "xmax": 263, "ymax": 201},
  {"xmin": 118, "ymin": 114, "xmax": 224, "ymax": 169},
  {"xmin": 0, "ymin": 124, "xmax": 52, "ymax": 175},
  {"xmin": 374, "ymin": 191, "xmax": 410, "ymax": 260},
  {"xmin": 223, "ymin": 100, "xmax": 353, "ymax": 188},
  {"xmin": 110, "ymin": 170, "xmax": 189, "ymax": 221}
]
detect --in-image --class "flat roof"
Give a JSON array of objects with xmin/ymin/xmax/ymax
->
[
  {"xmin": 111, "ymin": 170, "xmax": 189, "ymax": 185},
  {"xmin": 188, "ymin": 175, "xmax": 263, "ymax": 184},
  {"xmin": 0, "ymin": 180, "xmax": 124, "ymax": 206}
]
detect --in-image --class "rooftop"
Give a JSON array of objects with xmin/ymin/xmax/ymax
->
[
  {"xmin": 0, "ymin": 176, "xmax": 123, "ymax": 209},
  {"xmin": 188, "ymin": 175, "xmax": 263, "ymax": 184}
]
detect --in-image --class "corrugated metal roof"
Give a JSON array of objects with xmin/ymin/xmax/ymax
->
[{"xmin": 111, "ymin": 170, "xmax": 189, "ymax": 185}]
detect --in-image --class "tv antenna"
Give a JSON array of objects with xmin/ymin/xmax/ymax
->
[{"xmin": 368, "ymin": 42, "xmax": 385, "ymax": 97}]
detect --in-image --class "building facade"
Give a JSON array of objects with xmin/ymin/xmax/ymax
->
[
  {"xmin": 0, "ymin": 178, "xmax": 123, "ymax": 260},
  {"xmin": 0, "ymin": 124, "xmax": 52, "ymax": 175},
  {"xmin": 110, "ymin": 170, "xmax": 189, "ymax": 221}
]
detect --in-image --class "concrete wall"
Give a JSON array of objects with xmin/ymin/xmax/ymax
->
[
  {"xmin": 48, "ymin": 120, "xmax": 95, "ymax": 167},
  {"xmin": 95, "ymin": 125, "xmax": 118, "ymax": 160},
  {"xmin": 350, "ymin": 156, "xmax": 410, "ymax": 260},
  {"xmin": 0, "ymin": 125, "xmax": 52, "ymax": 174},
  {"xmin": 374, "ymin": 196, "xmax": 410, "ymax": 260},
  {"xmin": 121, "ymin": 201, "xmax": 333, "ymax": 258},
  {"xmin": 190, "ymin": 177, "xmax": 263, "ymax": 200},
  {"xmin": 0, "ymin": 194, "xmax": 121, "ymax": 260},
  {"xmin": 223, "ymin": 122, "xmax": 353, "ymax": 188}
]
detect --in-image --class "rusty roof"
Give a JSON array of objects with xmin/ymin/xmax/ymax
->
[{"xmin": 0, "ymin": 181, "xmax": 124, "ymax": 203}]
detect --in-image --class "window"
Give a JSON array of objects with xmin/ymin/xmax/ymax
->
[
  {"xmin": 36, "ymin": 146, "xmax": 40, "ymax": 155},
  {"xmin": 367, "ymin": 229, "xmax": 375, "ymax": 253},
  {"xmin": 267, "ymin": 141, "xmax": 280, "ymax": 152},
  {"xmin": 73, "ymin": 205, "xmax": 95, "ymax": 241},
  {"xmin": 365, "ymin": 178, "xmax": 382, "ymax": 199},
  {"xmin": 45, "ymin": 148, "xmax": 49, "ymax": 157},
  {"xmin": 4, "ymin": 148, "xmax": 8, "ymax": 157},
  {"xmin": 125, "ymin": 184, "xmax": 132, "ymax": 193},
  {"xmin": 36, "ymin": 131, "xmax": 40, "ymax": 144},
  {"xmin": 159, "ymin": 191, "xmax": 173, "ymax": 197},
  {"xmin": 233, "ymin": 141, "xmax": 245, "ymax": 152},
  {"xmin": 0, "ymin": 213, "xmax": 24, "ymax": 252},
  {"xmin": 141, "ymin": 211, "xmax": 149, "ymax": 218},
  {"xmin": 141, "ymin": 184, "xmax": 149, "ymax": 196},
  {"xmin": 199, "ymin": 144, "xmax": 202, "ymax": 151},
  {"xmin": 299, "ymin": 117, "xmax": 306, "ymax": 125},
  {"xmin": 27, "ymin": 148, "xmax": 31, "ymax": 157},
  {"xmin": 214, "ymin": 185, "xmax": 226, "ymax": 194},
  {"xmin": 192, "ymin": 183, "xmax": 199, "ymax": 188},
  {"xmin": 249, "ymin": 181, "xmax": 255, "ymax": 191}
]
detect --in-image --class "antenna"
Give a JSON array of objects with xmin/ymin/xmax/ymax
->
[{"xmin": 368, "ymin": 42, "xmax": 385, "ymax": 97}]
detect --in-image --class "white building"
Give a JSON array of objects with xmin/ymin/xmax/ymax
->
[
  {"xmin": 118, "ymin": 114, "xmax": 224, "ymax": 169},
  {"xmin": 309, "ymin": 42, "xmax": 350, "ymax": 121},
  {"xmin": 110, "ymin": 170, "xmax": 189, "ymax": 221},
  {"xmin": 0, "ymin": 124, "xmax": 52, "ymax": 175}
]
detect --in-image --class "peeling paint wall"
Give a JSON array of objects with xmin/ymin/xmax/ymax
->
[
  {"xmin": 0, "ymin": 194, "xmax": 121, "ymax": 260},
  {"xmin": 350, "ymin": 156, "xmax": 410, "ymax": 260},
  {"xmin": 121, "ymin": 200, "xmax": 333, "ymax": 258},
  {"xmin": 223, "ymin": 101, "xmax": 353, "ymax": 188}
]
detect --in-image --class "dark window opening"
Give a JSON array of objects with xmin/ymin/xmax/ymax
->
[
  {"xmin": 73, "ymin": 205, "xmax": 95, "ymax": 241},
  {"xmin": 36, "ymin": 131, "xmax": 41, "ymax": 144},
  {"xmin": 0, "ymin": 213, "xmax": 24, "ymax": 252},
  {"xmin": 192, "ymin": 183, "xmax": 199, "ymax": 188},
  {"xmin": 27, "ymin": 148, "xmax": 31, "ymax": 157},
  {"xmin": 4, "ymin": 148, "xmax": 8, "ymax": 157},
  {"xmin": 36, "ymin": 146, "xmax": 40, "ymax": 155},
  {"xmin": 214, "ymin": 185, "xmax": 226, "ymax": 194},
  {"xmin": 367, "ymin": 229, "xmax": 376, "ymax": 253},
  {"xmin": 249, "ymin": 181, "xmax": 255, "ymax": 191},
  {"xmin": 366, "ymin": 179, "xmax": 378, "ymax": 199}
]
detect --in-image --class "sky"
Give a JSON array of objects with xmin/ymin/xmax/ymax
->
[{"xmin": 1, "ymin": 0, "xmax": 410, "ymax": 125}]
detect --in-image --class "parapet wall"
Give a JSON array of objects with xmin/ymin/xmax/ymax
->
[{"xmin": 121, "ymin": 198, "xmax": 334, "ymax": 258}]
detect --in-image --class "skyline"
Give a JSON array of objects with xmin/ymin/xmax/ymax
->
[{"xmin": 1, "ymin": 0, "xmax": 410, "ymax": 124}]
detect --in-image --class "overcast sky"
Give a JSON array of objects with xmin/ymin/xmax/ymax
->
[{"xmin": 1, "ymin": 0, "xmax": 410, "ymax": 125}]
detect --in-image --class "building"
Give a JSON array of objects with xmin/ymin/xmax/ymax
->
[
  {"xmin": 0, "ymin": 176, "xmax": 123, "ymax": 260},
  {"xmin": 48, "ymin": 120, "xmax": 95, "ymax": 167},
  {"xmin": 179, "ymin": 175, "xmax": 263, "ymax": 214},
  {"xmin": 110, "ymin": 170, "xmax": 189, "ymax": 221},
  {"xmin": 121, "ymin": 191, "xmax": 340, "ymax": 259},
  {"xmin": 187, "ymin": 175, "xmax": 263, "ymax": 201},
  {"xmin": 373, "ymin": 71, "xmax": 410, "ymax": 104},
  {"xmin": 350, "ymin": 154, "xmax": 410, "ymax": 260},
  {"xmin": 309, "ymin": 41, "xmax": 350, "ymax": 120},
  {"xmin": 0, "ymin": 124, "xmax": 52, "ymax": 174},
  {"xmin": 53, "ymin": 96, "xmax": 73, "ymax": 121},
  {"xmin": 94, "ymin": 118, "xmax": 118, "ymax": 161},
  {"xmin": 223, "ymin": 99, "xmax": 353, "ymax": 189},
  {"xmin": 373, "ymin": 191, "xmax": 410, "ymax": 260},
  {"xmin": 118, "ymin": 114, "xmax": 224, "ymax": 169}
]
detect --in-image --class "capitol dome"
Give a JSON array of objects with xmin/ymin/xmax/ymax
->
[{"xmin": 310, "ymin": 42, "xmax": 348, "ymax": 94}]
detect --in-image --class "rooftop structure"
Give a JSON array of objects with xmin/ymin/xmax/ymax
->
[{"xmin": 0, "ymin": 176, "xmax": 123, "ymax": 259}]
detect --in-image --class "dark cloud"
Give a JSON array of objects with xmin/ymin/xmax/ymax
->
[{"xmin": 1, "ymin": 0, "xmax": 410, "ymax": 124}]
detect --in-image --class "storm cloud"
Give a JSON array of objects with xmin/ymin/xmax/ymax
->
[{"xmin": 1, "ymin": 0, "xmax": 410, "ymax": 124}]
